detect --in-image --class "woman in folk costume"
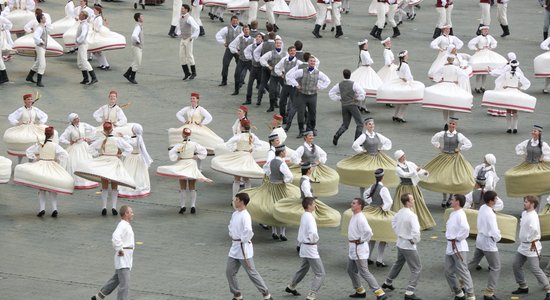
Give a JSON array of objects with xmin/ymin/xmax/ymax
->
[
  {"xmin": 288, "ymin": 0, "xmax": 316, "ymax": 19},
  {"xmin": 157, "ymin": 128, "xmax": 213, "ymax": 214},
  {"xmin": 14, "ymin": 126, "xmax": 74, "ymax": 217},
  {"xmin": 4, "ymin": 93, "xmax": 58, "ymax": 163},
  {"xmin": 377, "ymin": 37, "xmax": 397, "ymax": 109},
  {"xmin": 3, "ymin": 0, "xmax": 35, "ymax": 33},
  {"xmin": 422, "ymin": 54, "xmax": 473, "ymax": 122},
  {"xmin": 473, "ymin": 153, "xmax": 499, "ymax": 192},
  {"xmin": 467, "ymin": 25, "xmax": 507, "ymax": 95},
  {"xmin": 168, "ymin": 92, "xmax": 224, "ymax": 155},
  {"xmin": 118, "ymin": 124, "xmax": 153, "ymax": 198},
  {"xmin": 254, "ymin": 114, "xmax": 294, "ymax": 165},
  {"xmin": 418, "ymin": 117, "xmax": 474, "ymax": 207},
  {"xmin": 50, "ymin": 0, "xmax": 76, "ymax": 38},
  {"xmin": 341, "ymin": 168, "xmax": 396, "ymax": 267},
  {"xmin": 391, "ymin": 150, "xmax": 435, "ymax": 230},
  {"xmin": 350, "ymin": 38, "xmax": 382, "ymax": 113},
  {"xmin": 504, "ymin": 125, "xmax": 550, "ymax": 198},
  {"xmin": 14, "ymin": 8, "xmax": 63, "ymax": 57},
  {"xmin": 376, "ymin": 50, "xmax": 424, "ymax": 123},
  {"xmin": 0, "ymin": 147, "xmax": 12, "ymax": 183},
  {"xmin": 536, "ymin": 37, "xmax": 550, "ymax": 94},
  {"xmin": 484, "ymin": 52, "xmax": 516, "ymax": 117},
  {"xmin": 92, "ymin": 90, "xmax": 135, "ymax": 138},
  {"xmin": 246, "ymin": 144, "xmax": 300, "ymax": 241},
  {"xmin": 337, "ymin": 117, "xmax": 398, "ymax": 197},
  {"xmin": 87, "ymin": 6, "xmax": 126, "ymax": 63},
  {"xmin": 232, "ymin": 105, "xmax": 248, "ymax": 136},
  {"xmin": 427, "ymin": 25, "xmax": 463, "ymax": 80},
  {"xmin": 482, "ymin": 60, "xmax": 537, "ymax": 133},
  {"xmin": 59, "ymin": 113, "xmax": 98, "ymax": 189},
  {"xmin": 290, "ymin": 131, "xmax": 339, "ymax": 197},
  {"xmin": 211, "ymin": 118, "xmax": 264, "ymax": 198},
  {"xmin": 74, "ymin": 122, "xmax": 136, "ymax": 216},
  {"xmin": 90, "ymin": 6, "xmax": 110, "ymax": 70}
]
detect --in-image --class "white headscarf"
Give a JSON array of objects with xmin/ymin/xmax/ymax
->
[
  {"xmin": 132, "ymin": 124, "xmax": 153, "ymax": 167},
  {"xmin": 68, "ymin": 113, "xmax": 79, "ymax": 123}
]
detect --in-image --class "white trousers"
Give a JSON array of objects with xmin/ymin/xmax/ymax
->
[
  {"xmin": 94, "ymin": 51, "xmax": 109, "ymax": 67},
  {"xmin": 191, "ymin": 4, "xmax": 203, "ymax": 26},
  {"xmin": 248, "ymin": 1, "xmax": 258, "ymax": 24},
  {"xmin": 387, "ymin": 3, "xmax": 397, "ymax": 27},
  {"xmin": 497, "ymin": 3, "xmax": 508, "ymax": 25},
  {"xmin": 265, "ymin": 1, "xmax": 276, "ymax": 24},
  {"xmin": 436, "ymin": 5, "xmax": 453, "ymax": 28},
  {"xmin": 77, "ymin": 43, "xmax": 92, "ymax": 71},
  {"xmin": 131, "ymin": 45, "xmax": 142, "ymax": 71},
  {"xmin": 480, "ymin": 3, "xmax": 490, "ymax": 25},
  {"xmin": 31, "ymin": 46, "xmax": 46, "ymax": 74},
  {"xmin": 179, "ymin": 38, "xmax": 195, "ymax": 65},
  {"xmin": 376, "ymin": 2, "xmax": 386, "ymax": 27},
  {"xmin": 331, "ymin": 2, "xmax": 342, "ymax": 26},
  {"xmin": 315, "ymin": 3, "xmax": 330, "ymax": 25}
]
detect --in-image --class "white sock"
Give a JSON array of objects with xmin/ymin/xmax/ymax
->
[
  {"xmin": 475, "ymin": 76, "xmax": 481, "ymax": 88},
  {"xmin": 17, "ymin": 156, "xmax": 23, "ymax": 164},
  {"xmin": 232, "ymin": 181, "xmax": 240, "ymax": 198},
  {"xmin": 49, "ymin": 192, "xmax": 58, "ymax": 211},
  {"xmin": 280, "ymin": 227, "xmax": 286, "ymax": 236},
  {"xmin": 39, "ymin": 190, "xmax": 46, "ymax": 211},
  {"xmin": 101, "ymin": 190, "xmax": 109, "ymax": 209},
  {"xmin": 368, "ymin": 241, "xmax": 376, "ymax": 260},
  {"xmin": 111, "ymin": 189, "xmax": 118, "ymax": 209},
  {"xmin": 546, "ymin": 78, "xmax": 550, "ymax": 90},
  {"xmin": 377, "ymin": 242, "xmax": 387, "ymax": 262},
  {"xmin": 179, "ymin": 190, "xmax": 186, "ymax": 208},
  {"xmin": 190, "ymin": 190, "xmax": 197, "ymax": 207},
  {"xmin": 506, "ymin": 114, "xmax": 512, "ymax": 129},
  {"xmin": 512, "ymin": 113, "xmax": 519, "ymax": 129},
  {"xmin": 244, "ymin": 179, "xmax": 251, "ymax": 189},
  {"xmin": 481, "ymin": 75, "xmax": 487, "ymax": 87},
  {"xmin": 272, "ymin": 227, "xmax": 278, "ymax": 234}
]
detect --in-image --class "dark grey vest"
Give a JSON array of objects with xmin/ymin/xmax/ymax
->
[
  {"xmin": 362, "ymin": 134, "xmax": 380, "ymax": 155},
  {"xmin": 367, "ymin": 183, "xmax": 383, "ymax": 207},
  {"xmin": 526, "ymin": 141, "xmax": 543, "ymax": 164},
  {"xmin": 283, "ymin": 58, "xmax": 298, "ymax": 74},
  {"xmin": 301, "ymin": 145, "xmax": 317, "ymax": 164},
  {"xmin": 472, "ymin": 189, "xmax": 484, "ymax": 209},
  {"xmin": 295, "ymin": 51, "xmax": 304, "ymax": 61},
  {"xmin": 225, "ymin": 25, "xmax": 242, "ymax": 44},
  {"xmin": 269, "ymin": 158, "xmax": 284, "ymax": 182},
  {"xmin": 300, "ymin": 69, "xmax": 319, "ymax": 95},
  {"xmin": 180, "ymin": 14, "xmax": 192, "ymax": 40},
  {"xmin": 339, "ymin": 80, "xmax": 356, "ymax": 106},
  {"xmin": 260, "ymin": 40, "xmax": 275, "ymax": 56},
  {"xmin": 399, "ymin": 165, "xmax": 413, "ymax": 185},
  {"xmin": 238, "ymin": 36, "xmax": 253, "ymax": 61},
  {"xmin": 269, "ymin": 49, "xmax": 284, "ymax": 76},
  {"xmin": 442, "ymin": 133, "xmax": 459, "ymax": 154}
]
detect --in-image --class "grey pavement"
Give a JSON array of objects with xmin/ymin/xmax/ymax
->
[{"xmin": 1, "ymin": 0, "xmax": 550, "ymax": 299}]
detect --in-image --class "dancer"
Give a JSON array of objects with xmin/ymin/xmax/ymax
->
[
  {"xmin": 168, "ymin": 0, "xmax": 182, "ymax": 37},
  {"xmin": 392, "ymin": 150, "xmax": 435, "ymax": 230},
  {"xmin": 25, "ymin": 13, "xmax": 48, "ymax": 87},
  {"xmin": 226, "ymin": 192, "xmax": 274, "ymax": 300},
  {"xmin": 118, "ymin": 124, "xmax": 152, "ymax": 198},
  {"xmin": 191, "ymin": 0, "xmax": 205, "ymax": 36},
  {"xmin": 229, "ymin": 25, "xmax": 253, "ymax": 96},
  {"xmin": 253, "ymin": 31, "xmax": 276, "ymax": 106},
  {"xmin": 74, "ymin": 122, "xmax": 135, "ymax": 216},
  {"xmin": 376, "ymin": 50, "xmax": 424, "ymax": 123},
  {"xmin": 0, "ymin": 15, "xmax": 12, "ymax": 83},
  {"xmin": 288, "ymin": 0, "xmax": 316, "ymax": 20},
  {"xmin": 536, "ymin": 37, "xmax": 550, "ymax": 93},
  {"xmin": 377, "ymin": 38, "xmax": 398, "ymax": 109},
  {"xmin": 157, "ymin": 128, "xmax": 212, "ymax": 214},
  {"xmin": 428, "ymin": 24, "xmax": 463, "ymax": 79},
  {"xmin": 432, "ymin": 0, "xmax": 453, "ymax": 39},
  {"xmin": 350, "ymin": 39, "xmax": 383, "ymax": 112},
  {"xmin": 59, "ymin": 113, "xmax": 98, "ymax": 189},
  {"xmin": 76, "ymin": 11, "xmax": 98, "ymax": 85},
  {"xmin": 274, "ymin": 45, "xmax": 300, "ymax": 122},
  {"xmin": 243, "ymin": 32, "xmax": 264, "ymax": 105},
  {"xmin": 216, "ymin": 15, "xmax": 242, "ymax": 86},
  {"xmin": 123, "ymin": 12, "xmax": 143, "ymax": 84},
  {"xmin": 232, "ymin": 105, "xmax": 248, "ymax": 136},
  {"xmin": 467, "ymin": 26, "xmax": 507, "ymax": 94},
  {"xmin": 259, "ymin": 37, "xmax": 284, "ymax": 112},
  {"xmin": 91, "ymin": 6, "xmax": 110, "ymax": 71},
  {"xmin": 14, "ymin": 126, "xmax": 73, "ymax": 217},
  {"xmin": 473, "ymin": 154, "xmax": 498, "ymax": 191},
  {"xmin": 176, "ymin": 4, "xmax": 200, "ymax": 81}
]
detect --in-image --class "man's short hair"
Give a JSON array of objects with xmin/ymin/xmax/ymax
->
[
  {"xmin": 400, "ymin": 193, "xmax": 411, "ymax": 206},
  {"xmin": 182, "ymin": 4, "xmax": 191, "ymax": 11},
  {"xmin": 453, "ymin": 194, "xmax": 466, "ymax": 208},
  {"xmin": 133, "ymin": 12, "xmax": 141, "ymax": 22},
  {"xmin": 353, "ymin": 197, "xmax": 365, "ymax": 209},
  {"xmin": 343, "ymin": 69, "xmax": 351, "ymax": 79},
  {"xmin": 483, "ymin": 191, "xmax": 497, "ymax": 204},
  {"xmin": 525, "ymin": 195, "xmax": 539, "ymax": 209},
  {"xmin": 302, "ymin": 197, "xmax": 315, "ymax": 209},
  {"xmin": 294, "ymin": 40, "xmax": 303, "ymax": 51},
  {"xmin": 120, "ymin": 205, "xmax": 130, "ymax": 217},
  {"xmin": 236, "ymin": 192, "xmax": 250, "ymax": 206}
]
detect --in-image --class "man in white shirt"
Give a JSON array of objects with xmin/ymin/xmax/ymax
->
[
  {"xmin": 215, "ymin": 15, "xmax": 242, "ymax": 86},
  {"xmin": 226, "ymin": 193, "xmax": 273, "ymax": 300},
  {"xmin": 76, "ymin": 11, "xmax": 98, "ymax": 85},
  {"xmin": 444, "ymin": 194, "xmax": 475, "ymax": 300},
  {"xmin": 176, "ymin": 4, "xmax": 199, "ymax": 80},
  {"xmin": 285, "ymin": 197, "xmax": 325, "ymax": 300},
  {"xmin": 26, "ymin": 13, "xmax": 47, "ymax": 87},
  {"xmin": 124, "ymin": 13, "xmax": 143, "ymax": 84},
  {"xmin": 381, "ymin": 193, "xmax": 422, "ymax": 300},
  {"xmin": 467, "ymin": 190, "xmax": 502, "ymax": 300},
  {"xmin": 512, "ymin": 196, "xmax": 550, "ymax": 300},
  {"xmin": 91, "ymin": 205, "xmax": 135, "ymax": 300},
  {"xmin": 346, "ymin": 197, "xmax": 387, "ymax": 300}
]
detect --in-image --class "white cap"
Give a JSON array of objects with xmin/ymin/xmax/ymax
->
[
  {"xmin": 480, "ymin": 25, "xmax": 490, "ymax": 30},
  {"xmin": 485, "ymin": 153, "xmax": 496, "ymax": 165},
  {"xmin": 68, "ymin": 113, "xmax": 79, "ymax": 123},
  {"xmin": 358, "ymin": 38, "xmax": 368, "ymax": 46},
  {"xmin": 507, "ymin": 52, "xmax": 516, "ymax": 61},
  {"xmin": 394, "ymin": 150, "xmax": 405, "ymax": 160},
  {"xmin": 380, "ymin": 37, "xmax": 391, "ymax": 45}
]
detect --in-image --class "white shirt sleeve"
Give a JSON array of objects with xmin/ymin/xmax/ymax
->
[
  {"xmin": 291, "ymin": 146, "xmax": 304, "ymax": 165},
  {"xmin": 457, "ymin": 133, "xmax": 472, "ymax": 151},
  {"xmin": 541, "ymin": 37, "xmax": 550, "ymax": 50},
  {"xmin": 259, "ymin": 51, "xmax": 272, "ymax": 68},
  {"xmin": 176, "ymin": 107, "xmax": 188, "ymax": 123},
  {"xmin": 131, "ymin": 24, "xmax": 141, "ymax": 44},
  {"xmin": 376, "ymin": 133, "xmax": 392, "ymax": 150},
  {"xmin": 315, "ymin": 145, "xmax": 327, "ymax": 164},
  {"xmin": 188, "ymin": 16, "xmax": 200, "ymax": 39},
  {"xmin": 274, "ymin": 56, "xmax": 287, "ymax": 76},
  {"xmin": 380, "ymin": 186, "xmax": 393, "ymax": 211},
  {"xmin": 194, "ymin": 142, "xmax": 208, "ymax": 160},
  {"xmin": 360, "ymin": 50, "xmax": 374, "ymax": 65},
  {"xmin": 25, "ymin": 143, "xmax": 40, "ymax": 160},
  {"xmin": 488, "ymin": 35, "xmax": 498, "ymax": 49},
  {"xmin": 451, "ymin": 36, "xmax": 464, "ymax": 49},
  {"xmin": 253, "ymin": 43, "xmax": 263, "ymax": 61},
  {"xmin": 34, "ymin": 107, "xmax": 48, "ymax": 124},
  {"xmin": 92, "ymin": 106, "xmax": 104, "ymax": 123},
  {"xmin": 467, "ymin": 36, "xmax": 479, "ymax": 51},
  {"xmin": 354, "ymin": 81, "xmax": 366, "ymax": 101},
  {"xmin": 317, "ymin": 71, "xmax": 331, "ymax": 90},
  {"xmin": 352, "ymin": 134, "xmax": 366, "ymax": 153},
  {"xmin": 168, "ymin": 143, "xmax": 180, "ymax": 161},
  {"xmin": 515, "ymin": 140, "xmax": 528, "ymax": 156},
  {"xmin": 383, "ymin": 49, "xmax": 393, "ymax": 66},
  {"xmin": 76, "ymin": 22, "xmax": 88, "ymax": 45},
  {"xmin": 285, "ymin": 68, "xmax": 303, "ymax": 87},
  {"xmin": 59, "ymin": 126, "xmax": 72, "ymax": 145},
  {"xmin": 431, "ymin": 131, "xmax": 445, "ymax": 149},
  {"xmin": 228, "ymin": 34, "xmax": 242, "ymax": 54},
  {"xmin": 280, "ymin": 161, "xmax": 293, "ymax": 183},
  {"xmin": 33, "ymin": 26, "xmax": 45, "ymax": 46},
  {"xmin": 215, "ymin": 26, "xmax": 228, "ymax": 44},
  {"xmin": 243, "ymin": 43, "xmax": 254, "ymax": 61},
  {"xmin": 199, "ymin": 107, "xmax": 213, "ymax": 125},
  {"xmin": 328, "ymin": 84, "xmax": 341, "ymax": 101},
  {"xmin": 23, "ymin": 19, "xmax": 35, "ymax": 33},
  {"xmin": 116, "ymin": 138, "xmax": 133, "ymax": 157},
  {"xmin": 55, "ymin": 144, "xmax": 69, "ymax": 168}
]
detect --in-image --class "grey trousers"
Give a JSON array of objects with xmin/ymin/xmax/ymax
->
[
  {"xmin": 99, "ymin": 268, "xmax": 130, "ymax": 300},
  {"xmin": 468, "ymin": 248, "xmax": 500, "ymax": 292},
  {"xmin": 445, "ymin": 252, "xmax": 474, "ymax": 294},
  {"xmin": 347, "ymin": 258, "xmax": 381, "ymax": 291},
  {"xmin": 226, "ymin": 257, "xmax": 270, "ymax": 296},
  {"xmin": 290, "ymin": 257, "xmax": 326, "ymax": 293},
  {"xmin": 386, "ymin": 248, "xmax": 422, "ymax": 292},
  {"xmin": 296, "ymin": 93, "xmax": 318, "ymax": 131},
  {"xmin": 221, "ymin": 47, "xmax": 237, "ymax": 82},
  {"xmin": 513, "ymin": 252, "xmax": 550, "ymax": 289},
  {"xmin": 334, "ymin": 105, "xmax": 363, "ymax": 140}
]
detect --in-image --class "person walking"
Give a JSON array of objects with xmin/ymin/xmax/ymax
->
[{"xmin": 176, "ymin": 4, "xmax": 199, "ymax": 80}]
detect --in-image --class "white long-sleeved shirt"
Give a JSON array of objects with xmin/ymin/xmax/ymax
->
[
  {"xmin": 175, "ymin": 106, "xmax": 212, "ymax": 125},
  {"xmin": 397, "ymin": 62, "xmax": 414, "ymax": 82},
  {"xmin": 73, "ymin": 5, "xmax": 95, "ymax": 21},
  {"xmin": 358, "ymin": 50, "xmax": 374, "ymax": 66},
  {"xmin": 445, "ymin": 209, "xmax": 470, "ymax": 255},
  {"xmin": 464, "ymin": 190, "xmax": 504, "ymax": 211},
  {"xmin": 473, "ymin": 163, "xmax": 499, "ymax": 191},
  {"xmin": 0, "ymin": 16, "xmax": 13, "ymax": 32},
  {"xmin": 265, "ymin": 156, "xmax": 293, "ymax": 183},
  {"xmin": 515, "ymin": 139, "xmax": 550, "ymax": 162},
  {"xmin": 347, "ymin": 212, "xmax": 373, "ymax": 259},
  {"xmin": 112, "ymin": 220, "xmax": 135, "ymax": 270},
  {"xmin": 517, "ymin": 210, "xmax": 542, "ymax": 257},
  {"xmin": 383, "ymin": 48, "xmax": 394, "ymax": 66},
  {"xmin": 131, "ymin": 23, "xmax": 143, "ymax": 45},
  {"xmin": 274, "ymin": 55, "xmax": 301, "ymax": 78},
  {"xmin": 301, "ymin": 175, "xmax": 313, "ymax": 197},
  {"xmin": 430, "ymin": 34, "xmax": 464, "ymax": 51},
  {"xmin": 88, "ymin": 135, "xmax": 133, "ymax": 157},
  {"xmin": 328, "ymin": 80, "xmax": 366, "ymax": 102},
  {"xmin": 468, "ymin": 34, "xmax": 497, "ymax": 51},
  {"xmin": 291, "ymin": 142, "xmax": 327, "ymax": 165},
  {"xmin": 168, "ymin": 141, "xmax": 207, "ymax": 161},
  {"xmin": 175, "ymin": 14, "xmax": 199, "ymax": 39},
  {"xmin": 431, "ymin": 130, "xmax": 472, "ymax": 151},
  {"xmin": 396, "ymin": 160, "xmax": 428, "ymax": 186},
  {"xmin": 271, "ymin": 127, "xmax": 287, "ymax": 144},
  {"xmin": 8, "ymin": 106, "xmax": 48, "ymax": 125},
  {"xmin": 228, "ymin": 209, "xmax": 254, "ymax": 259},
  {"xmin": 392, "ymin": 207, "xmax": 421, "ymax": 250},
  {"xmin": 93, "ymin": 104, "xmax": 128, "ymax": 126},
  {"xmin": 59, "ymin": 122, "xmax": 96, "ymax": 145},
  {"xmin": 494, "ymin": 70, "xmax": 531, "ymax": 90},
  {"xmin": 25, "ymin": 142, "xmax": 68, "ymax": 168},
  {"xmin": 231, "ymin": 118, "xmax": 245, "ymax": 136},
  {"xmin": 23, "ymin": 12, "xmax": 52, "ymax": 33},
  {"xmin": 262, "ymin": 148, "xmax": 276, "ymax": 173},
  {"xmin": 363, "ymin": 182, "xmax": 393, "ymax": 211},
  {"xmin": 297, "ymin": 211, "xmax": 320, "ymax": 259},
  {"xmin": 228, "ymin": 33, "xmax": 252, "ymax": 54},
  {"xmin": 285, "ymin": 67, "xmax": 331, "ymax": 90},
  {"xmin": 92, "ymin": 15, "xmax": 103, "ymax": 32},
  {"xmin": 243, "ymin": 42, "xmax": 261, "ymax": 61},
  {"xmin": 541, "ymin": 37, "xmax": 550, "ymax": 50},
  {"xmin": 215, "ymin": 25, "xmax": 241, "ymax": 45},
  {"xmin": 75, "ymin": 20, "xmax": 89, "ymax": 45},
  {"xmin": 260, "ymin": 48, "xmax": 285, "ymax": 68},
  {"xmin": 32, "ymin": 25, "xmax": 46, "ymax": 47},
  {"xmin": 476, "ymin": 204, "xmax": 501, "ymax": 252},
  {"xmin": 224, "ymin": 132, "xmax": 262, "ymax": 152},
  {"xmin": 352, "ymin": 131, "xmax": 392, "ymax": 153}
]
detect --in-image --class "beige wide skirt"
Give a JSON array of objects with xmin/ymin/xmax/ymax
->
[
  {"xmin": 168, "ymin": 123, "xmax": 224, "ymax": 155},
  {"xmin": 505, "ymin": 162, "xmax": 550, "ymax": 197},
  {"xmin": 118, "ymin": 153, "xmax": 151, "ymax": 198},
  {"xmin": 3, "ymin": 124, "xmax": 59, "ymax": 156},
  {"xmin": 337, "ymin": 152, "xmax": 398, "ymax": 188},
  {"xmin": 392, "ymin": 184, "xmax": 436, "ymax": 230},
  {"xmin": 211, "ymin": 151, "xmax": 265, "ymax": 179},
  {"xmin": 14, "ymin": 160, "xmax": 74, "ymax": 195},
  {"xmin": 274, "ymin": 197, "xmax": 341, "ymax": 227},
  {"xmin": 290, "ymin": 164, "xmax": 339, "ymax": 197},
  {"xmin": 74, "ymin": 156, "xmax": 136, "ymax": 189},
  {"xmin": 244, "ymin": 180, "xmax": 301, "ymax": 226},
  {"xmin": 157, "ymin": 159, "xmax": 211, "ymax": 182},
  {"xmin": 0, "ymin": 155, "xmax": 12, "ymax": 183},
  {"xmin": 419, "ymin": 152, "xmax": 474, "ymax": 194},
  {"xmin": 65, "ymin": 142, "xmax": 99, "ymax": 189},
  {"xmin": 341, "ymin": 206, "xmax": 396, "ymax": 242}
]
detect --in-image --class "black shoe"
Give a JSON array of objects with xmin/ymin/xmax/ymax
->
[
  {"xmin": 454, "ymin": 296, "xmax": 465, "ymax": 300},
  {"xmin": 189, "ymin": 65, "xmax": 196, "ymax": 80},
  {"xmin": 101, "ymin": 208, "xmax": 107, "ymax": 216},
  {"xmin": 179, "ymin": 207, "xmax": 186, "ymax": 214},
  {"xmin": 112, "ymin": 208, "xmax": 118, "ymax": 216},
  {"xmin": 381, "ymin": 283, "xmax": 394, "ymax": 290},
  {"xmin": 190, "ymin": 207, "xmax": 196, "ymax": 214},
  {"xmin": 259, "ymin": 223, "xmax": 269, "ymax": 229},
  {"xmin": 545, "ymin": 293, "xmax": 550, "ymax": 300},
  {"xmin": 37, "ymin": 210, "xmax": 45, "ymax": 217},
  {"xmin": 359, "ymin": 107, "xmax": 370, "ymax": 114},
  {"xmin": 511, "ymin": 287, "xmax": 528, "ymax": 294},
  {"xmin": 480, "ymin": 87, "xmax": 486, "ymax": 93},
  {"xmin": 266, "ymin": 107, "xmax": 274, "ymax": 112},
  {"xmin": 349, "ymin": 292, "xmax": 367, "ymax": 298},
  {"xmin": 405, "ymin": 294, "xmax": 422, "ymax": 300},
  {"xmin": 296, "ymin": 132, "xmax": 303, "ymax": 139},
  {"xmin": 396, "ymin": 118, "xmax": 407, "ymax": 123},
  {"xmin": 256, "ymin": 100, "xmax": 262, "ymax": 106},
  {"xmin": 219, "ymin": 81, "xmax": 227, "ymax": 86},
  {"xmin": 26, "ymin": 70, "xmax": 36, "ymax": 83},
  {"xmin": 392, "ymin": 116, "xmax": 398, "ymax": 122},
  {"xmin": 51, "ymin": 210, "xmax": 58, "ymax": 218},
  {"xmin": 483, "ymin": 295, "xmax": 500, "ymax": 300},
  {"xmin": 296, "ymin": 245, "xmax": 300, "ymax": 252},
  {"xmin": 322, "ymin": 23, "xmax": 326, "ymax": 30},
  {"xmin": 513, "ymin": 129, "xmax": 518, "ymax": 134},
  {"xmin": 367, "ymin": 259, "xmax": 374, "ymax": 265},
  {"xmin": 141, "ymin": 3, "xmax": 145, "ymax": 9},
  {"xmin": 242, "ymin": 100, "xmax": 251, "ymax": 105},
  {"xmin": 91, "ymin": 296, "xmax": 97, "ymax": 300},
  {"xmin": 134, "ymin": 2, "xmax": 137, "ymax": 8},
  {"xmin": 506, "ymin": 129, "xmax": 512, "ymax": 134},
  {"xmin": 272, "ymin": 233, "xmax": 279, "ymax": 240},
  {"xmin": 88, "ymin": 71, "xmax": 98, "ymax": 85},
  {"xmin": 376, "ymin": 261, "xmax": 387, "ymax": 267},
  {"xmin": 332, "ymin": 135, "xmax": 338, "ymax": 146},
  {"xmin": 475, "ymin": 264, "xmax": 482, "ymax": 270},
  {"xmin": 219, "ymin": 17, "xmax": 224, "ymax": 22},
  {"xmin": 280, "ymin": 235, "xmax": 287, "ymax": 241},
  {"xmin": 474, "ymin": 88, "xmax": 481, "ymax": 94},
  {"xmin": 231, "ymin": 91, "xmax": 239, "ymax": 95},
  {"xmin": 385, "ymin": 103, "xmax": 394, "ymax": 108},
  {"xmin": 544, "ymin": 89, "xmax": 549, "ymax": 94},
  {"xmin": 285, "ymin": 287, "xmax": 301, "ymax": 296}
]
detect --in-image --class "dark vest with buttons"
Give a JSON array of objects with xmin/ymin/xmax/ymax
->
[
  {"xmin": 526, "ymin": 141, "xmax": 543, "ymax": 164},
  {"xmin": 301, "ymin": 145, "xmax": 317, "ymax": 164},
  {"xmin": 300, "ymin": 69, "xmax": 319, "ymax": 95},
  {"xmin": 238, "ymin": 36, "xmax": 253, "ymax": 62},
  {"xmin": 442, "ymin": 132, "xmax": 459, "ymax": 154},
  {"xmin": 226, "ymin": 25, "xmax": 242, "ymax": 44},
  {"xmin": 362, "ymin": 133, "xmax": 380, "ymax": 155},
  {"xmin": 269, "ymin": 49, "xmax": 284, "ymax": 76},
  {"xmin": 339, "ymin": 80, "xmax": 356, "ymax": 107},
  {"xmin": 399, "ymin": 165, "xmax": 413, "ymax": 185},
  {"xmin": 367, "ymin": 183, "xmax": 384, "ymax": 207}
]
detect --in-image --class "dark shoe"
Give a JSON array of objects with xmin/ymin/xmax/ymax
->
[
  {"xmin": 123, "ymin": 67, "xmax": 132, "ymax": 82},
  {"xmin": 112, "ymin": 208, "xmax": 118, "ymax": 216},
  {"xmin": 454, "ymin": 296, "xmax": 465, "ymax": 300},
  {"xmin": 392, "ymin": 26, "xmax": 401, "ymax": 38},
  {"xmin": 133, "ymin": 2, "xmax": 137, "ymax": 9},
  {"xmin": 543, "ymin": 89, "xmax": 549, "ymax": 94},
  {"xmin": 37, "ymin": 210, "xmax": 45, "ymax": 217},
  {"xmin": 500, "ymin": 24, "xmax": 510, "ymax": 37},
  {"xmin": 285, "ymin": 286, "xmax": 301, "ymax": 296},
  {"xmin": 91, "ymin": 296, "xmax": 97, "ymax": 300},
  {"xmin": 259, "ymin": 223, "xmax": 269, "ymax": 229},
  {"xmin": 256, "ymin": 100, "xmax": 262, "ymax": 106},
  {"xmin": 506, "ymin": 129, "xmax": 512, "ymax": 134},
  {"xmin": 513, "ymin": 129, "xmax": 518, "ymax": 134},
  {"xmin": 199, "ymin": 26, "xmax": 205, "ymax": 36},
  {"xmin": 280, "ymin": 235, "xmax": 287, "ymax": 241},
  {"xmin": 189, "ymin": 65, "xmax": 196, "ymax": 80},
  {"xmin": 68, "ymin": 48, "xmax": 78, "ymax": 54},
  {"xmin": 36, "ymin": 74, "xmax": 44, "ymax": 87},
  {"xmin": 296, "ymin": 132, "xmax": 303, "ymax": 139},
  {"xmin": 129, "ymin": 71, "xmax": 138, "ymax": 84},
  {"xmin": 475, "ymin": 264, "xmax": 482, "ymax": 270},
  {"xmin": 392, "ymin": 116, "xmax": 398, "ymax": 122},
  {"xmin": 312, "ymin": 24, "xmax": 322, "ymax": 38},
  {"xmin": 483, "ymin": 295, "xmax": 500, "ymax": 300},
  {"xmin": 182, "ymin": 65, "xmax": 191, "ymax": 80},
  {"xmin": 404, "ymin": 294, "xmax": 422, "ymax": 300},
  {"xmin": 474, "ymin": 88, "xmax": 481, "ymax": 94},
  {"xmin": 266, "ymin": 107, "xmax": 274, "ymax": 112},
  {"xmin": 51, "ymin": 210, "xmax": 58, "ymax": 218},
  {"xmin": 349, "ymin": 292, "xmax": 366, "ymax": 298},
  {"xmin": 335, "ymin": 25, "xmax": 343, "ymax": 38},
  {"xmin": 321, "ymin": 23, "xmax": 326, "ymax": 30},
  {"xmin": 385, "ymin": 103, "xmax": 394, "ymax": 108},
  {"xmin": 141, "ymin": 3, "xmax": 145, "ymax": 9},
  {"xmin": 332, "ymin": 135, "xmax": 338, "ymax": 146},
  {"xmin": 367, "ymin": 259, "xmax": 374, "ymax": 265},
  {"xmin": 88, "ymin": 71, "xmax": 98, "ymax": 85},
  {"xmin": 101, "ymin": 208, "xmax": 107, "ymax": 216},
  {"xmin": 397, "ymin": 118, "xmax": 407, "ymax": 123},
  {"xmin": 377, "ymin": 261, "xmax": 388, "ymax": 267},
  {"xmin": 272, "ymin": 233, "xmax": 279, "ymax": 240},
  {"xmin": 26, "ymin": 70, "xmax": 37, "ymax": 83},
  {"xmin": 219, "ymin": 81, "xmax": 227, "ymax": 86},
  {"xmin": 219, "ymin": 17, "xmax": 224, "ymax": 22},
  {"xmin": 296, "ymin": 245, "xmax": 300, "ymax": 252},
  {"xmin": 208, "ymin": 12, "xmax": 215, "ymax": 20},
  {"xmin": 168, "ymin": 25, "xmax": 177, "ymax": 38},
  {"xmin": 179, "ymin": 207, "xmax": 186, "ymax": 214},
  {"xmin": 371, "ymin": 25, "xmax": 379, "ymax": 38},
  {"xmin": 231, "ymin": 91, "xmax": 239, "ymax": 96},
  {"xmin": 190, "ymin": 207, "xmax": 196, "ymax": 214},
  {"xmin": 102, "ymin": 66, "xmax": 111, "ymax": 71},
  {"xmin": 511, "ymin": 287, "xmax": 528, "ymax": 294},
  {"xmin": 242, "ymin": 100, "xmax": 251, "ymax": 105},
  {"xmin": 381, "ymin": 283, "xmax": 394, "ymax": 290},
  {"xmin": 480, "ymin": 87, "xmax": 486, "ymax": 93},
  {"xmin": 545, "ymin": 293, "xmax": 550, "ymax": 300},
  {"xmin": 359, "ymin": 107, "xmax": 370, "ymax": 114}
]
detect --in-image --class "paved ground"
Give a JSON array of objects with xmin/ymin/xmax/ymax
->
[{"xmin": 1, "ymin": 0, "xmax": 550, "ymax": 299}]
